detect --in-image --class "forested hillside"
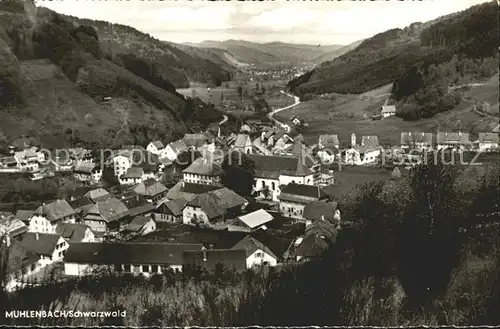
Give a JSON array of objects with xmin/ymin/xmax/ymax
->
[
  {"xmin": 0, "ymin": 0, "xmax": 224, "ymax": 149},
  {"xmin": 288, "ymin": 1, "xmax": 499, "ymax": 120},
  {"xmin": 56, "ymin": 10, "xmax": 233, "ymax": 88}
]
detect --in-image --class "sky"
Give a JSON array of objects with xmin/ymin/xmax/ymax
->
[{"xmin": 36, "ymin": 0, "xmax": 493, "ymax": 46}]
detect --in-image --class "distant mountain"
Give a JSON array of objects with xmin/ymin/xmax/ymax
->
[
  {"xmin": 0, "ymin": 0, "xmax": 226, "ymax": 149},
  {"xmin": 187, "ymin": 40, "xmax": 344, "ymax": 68}
]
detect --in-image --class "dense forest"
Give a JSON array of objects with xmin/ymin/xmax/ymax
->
[
  {"xmin": 0, "ymin": 1, "xmax": 229, "ymax": 149},
  {"xmin": 58, "ymin": 10, "xmax": 234, "ymax": 88},
  {"xmin": 288, "ymin": 1, "xmax": 499, "ymax": 120},
  {"xmin": 1, "ymin": 160, "xmax": 499, "ymax": 326}
]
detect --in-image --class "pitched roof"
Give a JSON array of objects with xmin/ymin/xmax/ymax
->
[
  {"xmin": 74, "ymin": 162, "xmax": 98, "ymax": 174},
  {"xmin": 133, "ymin": 179, "xmax": 167, "ymax": 197},
  {"xmin": 279, "ymin": 183, "xmax": 327, "ymax": 203},
  {"xmin": 160, "ymin": 198, "xmax": 188, "ymax": 216},
  {"xmin": 231, "ymin": 235, "xmax": 277, "ymax": 259},
  {"xmin": 303, "ymin": 201, "xmax": 338, "ymax": 222},
  {"xmin": 381, "ymin": 105, "xmax": 396, "ymax": 113},
  {"xmin": 400, "ymin": 132, "xmax": 433, "ymax": 146},
  {"xmin": 64, "ymin": 242, "xmax": 203, "ymax": 265},
  {"xmin": 187, "ymin": 188, "xmax": 247, "ymax": 220},
  {"xmin": 166, "ymin": 181, "xmax": 220, "ymax": 201},
  {"xmin": 0, "ymin": 214, "xmax": 28, "ymax": 237},
  {"xmin": 478, "ymin": 132, "xmax": 499, "ymax": 143},
  {"xmin": 122, "ymin": 167, "xmax": 144, "ymax": 179},
  {"xmin": 19, "ymin": 232, "xmax": 62, "ymax": 256},
  {"xmin": 361, "ymin": 136, "xmax": 380, "ymax": 148},
  {"xmin": 109, "ymin": 203, "xmax": 156, "ymax": 222},
  {"xmin": 293, "ymin": 234, "xmax": 330, "ymax": 260},
  {"xmin": 167, "ymin": 140, "xmax": 188, "ymax": 155},
  {"xmin": 183, "ymin": 249, "xmax": 247, "ymax": 271},
  {"xmin": 6, "ymin": 242, "xmax": 39, "ymax": 275},
  {"xmin": 14, "ymin": 210, "xmax": 34, "ymax": 224},
  {"xmin": 247, "ymin": 154, "xmax": 313, "ymax": 179},
  {"xmin": 305, "ymin": 220, "xmax": 337, "ymax": 239},
  {"xmin": 55, "ymin": 223, "xmax": 91, "ymax": 242},
  {"xmin": 234, "ymin": 134, "xmax": 251, "ymax": 148},
  {"xmin": 318, "ymin": 134, "xmax": 340, "ymax": 147},
  {"xmin": 183, "ymin": 157, "xmax": 222, "ymax": 176},
  {"xmin": 85, "ymin": 197, "xmax": 128, "ymax": 223},
  {"xmin": 125, "ymin": 216, "xmax": 154, "ymax": 232},
  {"xmin": 84, "ymin": 188, "xmax": 110, "ymax": 202},
  {"xmin": 34, "ymin": 199, "xmax": 76, "ymax": 222},
  {"xmin": 237, "ymin": 209, "xmax": 274, "ymax": 229},
  {"xmin": 68, "ymin": 196, "xmax": 94, "ymax": 214},
  {"xmin": 150, "ymin": 141, "xmax": 165, "ymax": 149},
  {"xmin": 183, "ymin": 133, "xmax": 211, "ymax": 148},
  {"xmin": 436, "ymin": 132, "xmax": 471, "ymax": 144}
]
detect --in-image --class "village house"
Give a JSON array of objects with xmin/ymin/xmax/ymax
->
[
  {"xmin": 248, "ymin": 154, "xmax": 316, "ymax": 202},
  {"xmin": 477, "ymin": 132, "xmax": 499, "ymax": 152},
  {"xmin": 56, "ymin": 223, "xmax": 96, "ymax": 243},
  {"xmin": 63, "ymin": 242, "xmax": 204, "ymax": 276},
  {"xmin": 303, "ymin": 200, "xmax": 341, "ymax": 228},
  {"xmin": 19, "ymin": 232, "xmax": 69, "ymax": 267},
  {"xmin": 4, "ymin": 242, "xmax": 42, "ymax": 292},
  {"xmin": 400, "ymin": 132, "xmax": 433, "ymax": 150},
  {"xmin": 155, "ymin": 198, "xmax": 188, "ymax": 223},
  {"xmin": 290, "ymin": 115, "xmax": 302, "ymax": 126},
  {"xmin": 182, "ymin": 188, "xmax": 248, "ymax": 225},
  {"xmin": 119, "ymin": 167, "xmax": 154, "ymax": 186},
  {"xmin": 28, "ymin": 200, "xmax": 77, "ymax": 234},
  {"xmin": 14, "ymin": 147, "xmax": 40, "ymax": 172},
  {"xmin": 50, "ymin": 149, "xmax": 74, "ymax": 172},
  {"xmin": 230, "ymin": 134, "xmax": 253, "ymax": 154},
  {"xmin": 285, "ymin": 220, "xmax": 339, "ymax": 264},
  {"xmin": 182, "ymin": 249, "xmax": 248, "ymax": 272},
  {"xmin": 279, "ymin": 183, "xmax": 328, "ymax": 221},
  {"xmin": 73, "ymin": 162, "xmax": 102, "ymax": 183},
  {"xmin": 317, "ymin": 134, "xmax": 340, "ymax": 164},
  {"xmin": 229, "ymin": 209, "xmax": 274, "ymax": 232},
  {"xmin": 14, "ymin": 210, "xmax": 34, "ymax": 226},
  {"xmin": 381, "ymin": 105, "xmax": 396, "ymax": 118},
  {"xmin": 84, "ymin": 188, "xmax": 111, "ymax": 203},
  {"xmin": 183, "ymin": 133, "xmax": 215, "ymax": 151},
  {"xmin": 231, "ymin": 235, "xmax": 278, "ymax": 268},
  {"xmin": 132, "ymin": 178, "xmax": 168, "ymax": 203},
  {"xmin": 0, "ymin": 212, "xmax": 28, "ymax": 240},
  {"xmin": 122, "ymin": 215, "xmax": 156, "ymax": 237},
  {"xmin": 146, "ymin": 141, "xmax": 165, "ymax": 156},
  {"xmin": 436, "ymin": 131, "xmax": 471, "ymax": 150},
  {"xmin": 0, "ymin": 155, "xmax": 19, "ymax": 171},
  {"xmin": 83, "ymin": 197, "xmax": 128, "ymax": 233},
  {"xmin": 112, "ymin": 150, "xmax": 133, "ymax": 178},
  {"xmin": 163, "ymin": 140, "xmax": 189, "ymax": 161},
  {"xmin": 68, "ymin": 148, "xmax": 93, "ymax": 163},
  {"xmin": 344, "ymin": 133, "xmax": 382, "ymax": 165},
  {"xmin": 108, "ymin": 202, "xmax": 156, "ymax": 232},
  {"xmin": 182, "ymin": 157, "xmax": 222, "ymax": 186},
  {"xmin": 166, "ymin": 181, "xmax": 221, "ymax": 202}
]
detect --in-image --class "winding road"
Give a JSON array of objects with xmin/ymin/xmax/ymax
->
[{"xmin": 268, "ymin": 90, "xmax": 301, "ymax": 125}]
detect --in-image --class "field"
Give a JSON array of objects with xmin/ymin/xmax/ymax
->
[
  {"xmin": 178, "ymin": 77, "xmax": 293, "ymax": 119},
  {"xmin": 276, "ymin": 86, "xmax": 498, "ymax": 147}
]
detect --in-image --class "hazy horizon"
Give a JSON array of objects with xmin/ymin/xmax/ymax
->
[{"xmin": 37, "ymin": 0, "xmax": 492, "ymax": 46}]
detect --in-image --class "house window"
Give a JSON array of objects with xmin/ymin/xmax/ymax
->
[
  {"xmin": 255, "ymin": 252, "xmax": 263, "ymax": 258},
  {"xmin": 151, "ymin": 265, "xmax": 159, "ymax": 273},
  {"xmin": 31, "ymin": 264, "xmax": 36, "ymax": 272},
  {"xmin": 261, "ymin": 181, "xmax": 265, "ymax": 188},
  {"xmin": 271, "ymin": 182, "xmax": 275, "ymax": 190},
  {"xmin": 142, "ymin": 265, "xmax": 150, "ymax": 273},
  {"xmin": 124, "ymin": 264, "xmax": 131, "ymax": 272}
]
